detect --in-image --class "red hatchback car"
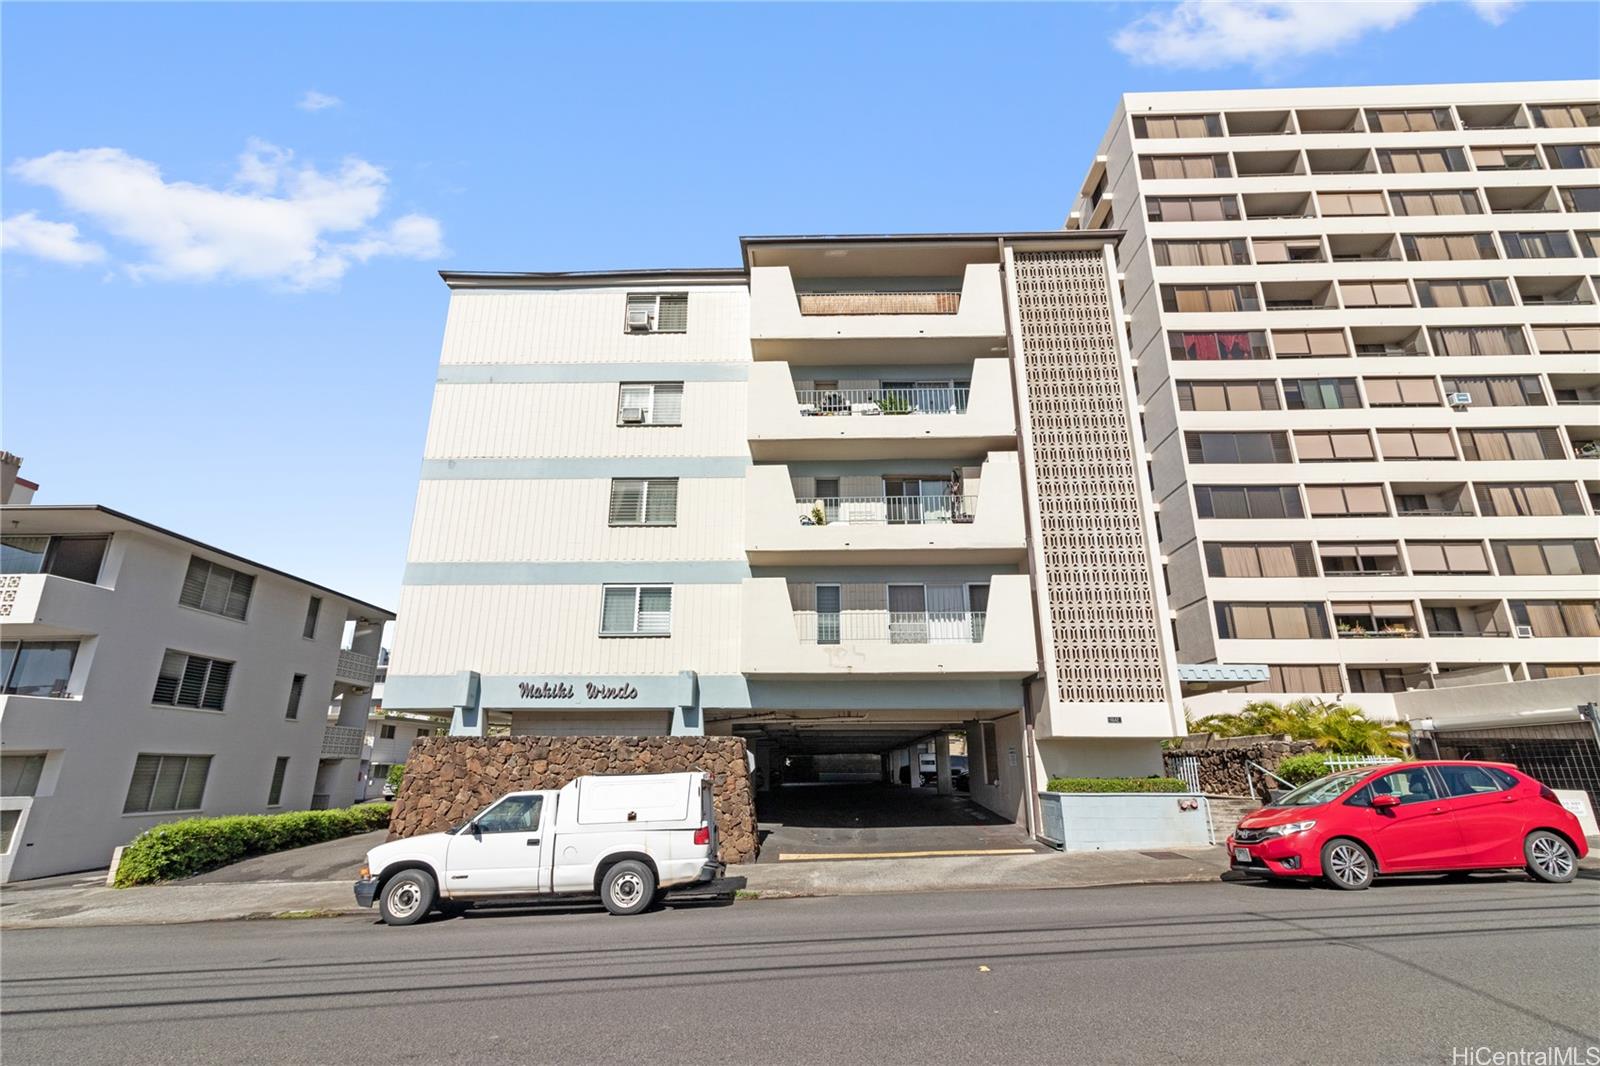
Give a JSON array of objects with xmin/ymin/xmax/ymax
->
[{"xmin": 1227, "ymin": 760, "xmax": 1588, "ymax": 890}]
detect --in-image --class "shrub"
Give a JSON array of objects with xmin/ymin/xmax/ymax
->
[
  {"xmin": 1187, "ymin": 698, "xmax": 1409, "ymax": 757},
  {"xmin": 113, "ymin": 802, "xmax": 392, "ymax": 887},
  {"xmin": 1045, "ymin": 776, "xmax": 1188, "ymax": 794},
  {"xmin": 386, "ymin": 764, "xmax": 406, "ymax": 790},
  {"xmin": 1276, "ymin": 753, "xmax": 1330, "ymax": 786}
]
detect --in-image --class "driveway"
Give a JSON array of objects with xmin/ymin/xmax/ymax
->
[{"xmin": 182, "ymin": 830, "xmax": 387, "ymax": 884}]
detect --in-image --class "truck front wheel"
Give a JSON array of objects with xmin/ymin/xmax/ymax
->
[
  {"xmin": 600, "ymin": 861, "xmax": 656, "ymax": 916},
  {"xmin": 379, "ymin": 868, "xmax": 437, "ymax": 926}
]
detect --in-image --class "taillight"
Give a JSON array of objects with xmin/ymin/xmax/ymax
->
[
  {"xmin": 1539, "ymin": 785, "xmax": 1559, "ymax": 804},
  {"xmin": 693, "ymin": 826, "xmax": 710, "ymax": 846}
]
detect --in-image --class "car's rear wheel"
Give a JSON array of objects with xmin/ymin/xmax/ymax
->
[
  {"xmin": 1524, "ymin": 831, "xmax": 1577, "ymax": 883},
  {"xmin": 1321, "ymin": 838, "xmax": 1374, "ymax": 891},
  {"xmin": 601, "ymin": 860, "xmax": 656, "ymax": 916},
  {"xmin": 379, "ymin": 869, "xmax": 437, "ymax": 926}
]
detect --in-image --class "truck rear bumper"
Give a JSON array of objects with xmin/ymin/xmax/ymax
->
[
  {"xmin": 694, "ymin": 860, "xmax": 725, "ymax": 884},
  {"xmin": 353, "ymin": 878, "xmax": 379, "ymax": 908}
]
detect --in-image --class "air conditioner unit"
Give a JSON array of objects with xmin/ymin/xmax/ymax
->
[
  {"xmin": 1513, "ymin": 625, "xmax": 1534, "ymax": 639},
  {"xmin": 620, "ymin": 407, "xmax": 646, "ymax": 424},
  {"xmin": 625, "ymin": 308, "xmax": 654, "ymax": 332},
  {"xmin": 1447, "ymin": 392, "xmax": 1473, "ymax": 407}
]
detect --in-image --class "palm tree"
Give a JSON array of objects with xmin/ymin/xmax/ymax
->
[{"xmin": 1187, "ymin": 699, "xmax": 1409, "ymax": 757}]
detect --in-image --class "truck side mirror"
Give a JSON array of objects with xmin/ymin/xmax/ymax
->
[{"xmin": 469, "ymin": 821, "xmax": 482, "ymax": 837}]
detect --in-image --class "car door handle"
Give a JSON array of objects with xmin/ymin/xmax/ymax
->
[{"xmin": 526, "ymin": 838, "xmax": 540, "ymax": 846}]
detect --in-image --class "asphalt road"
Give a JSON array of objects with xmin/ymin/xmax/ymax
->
[{"xmin": 3, "ymin": 875, "xmax": 1598, "ymax": 1066}]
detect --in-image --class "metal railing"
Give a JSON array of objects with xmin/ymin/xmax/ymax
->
[
  {"xmin": 1323, "ymin": 756, "xmax": 1402, "ymax": 773},
  {"xmin": 1335, "ymin": 626, "xmax": 1421, "ymax": 639},
  {"xmin": 795, "ymin": 610, "xmax": 988, "ymax": 645},
  {"xmin": 1321, "ymin": 567, "xmax": 1405, "ymax": 577},
  {"xmin": 321, "ymin": 725, "xmax": 365, "ymax": 758},
  {"xmin": 796, "ymin": 291, "xmax": 961, "ymax": 316},
  {"xmin": 796, "ymin": 386, "xmax": 970, "ymax": 416},
  {"xmin": 1397, "ymin": 508, "xmax": 1473, "ymax": 517},
  {"xmin": 335, "ymin": 649, "xmax": 378, "ymax": 687},
  {"xmin": 798, "ymin": 494, "xmax": 977, "ymax": 526}
]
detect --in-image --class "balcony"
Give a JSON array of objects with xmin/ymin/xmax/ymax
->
[
  {"xmin": 744, "ymin": 452, "xmax": 1027, "ymax": 565},
  {"xmin": 321, "ymin": 725, "xmax": 365, "ymax": 758},
  {"xmin": 334, "ymin": 649, "xmax": 378, "ymax": 688},
  {"xmin": 749, "ymin": 263, "xmax": 1006, "ymax": 359},
  {"xmin": 0, "ymin": 572, "xmax": 110, "ymax": 636},
  {"xmin": 740, "ymin": 574, "xmax": 1038, "ymax": 679},
  {"xmin": 747, "ymin": 359, "xmax": 1017, "ymax": 460}
]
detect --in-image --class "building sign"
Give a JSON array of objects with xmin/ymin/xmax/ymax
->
[{"xmin": 517, "ymin": 680, "xmax": 639, "ymax": 701}]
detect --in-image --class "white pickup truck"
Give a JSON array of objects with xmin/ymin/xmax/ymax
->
[{"xmin": 354, "ymin": 772, "xmax": 724, "ymax": 925}]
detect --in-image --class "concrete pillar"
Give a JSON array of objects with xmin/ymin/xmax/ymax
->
[
  {"xmin": 670, "ymin": 704, "xmax": 704, "ymax": 736},
  {"xmin": 935, "ymin": 733, "xmax": 954, "ymax": 795},
  {"xmin": 752, "ymin": 743, "xmax": 775, "ymax": 792},
  {"xmin": 879, "ymin": 754, "xmax": 892, "ymax": 784},
  {"xmin": 448, "ymin": 671, "xmax": 485, "ymax": 737}
]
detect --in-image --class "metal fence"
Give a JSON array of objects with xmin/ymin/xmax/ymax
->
[
  {"xmin": 799, "ymin": 494, "xmax": 977, "ymax": 526},
  {"xmin": 795, "ymin": 610, "xmax": 987, "ymax": 645},
  {"xmin": 1323, "ymin": 755, "xmax": 1403, "ymax": 773},
  {"xmin": 796, "ymin": 386, "xmax": 970, "ymax": 416}
]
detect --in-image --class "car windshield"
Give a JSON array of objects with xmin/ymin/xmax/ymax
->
[{"xmin": 1272, "ymin": 770, "xmax": 1368, "ymax": 807}]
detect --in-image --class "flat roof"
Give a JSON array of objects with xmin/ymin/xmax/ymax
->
[{"xmin": 6, "ymin": 504, "xmax": 394, "ymax": 620}]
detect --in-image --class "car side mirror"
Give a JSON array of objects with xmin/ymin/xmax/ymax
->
[
  {"xmin": 1371, "ymin": 794, "xmax": 1400, "ymax": 810},
  {"xmin": 469, "ymin": 821, "xmax": 482, "ymax": 837}
]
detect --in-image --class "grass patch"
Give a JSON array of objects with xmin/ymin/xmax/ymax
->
[{"xmin": 269, "ymin": 909, "xmax": 343, "ymax": 920}]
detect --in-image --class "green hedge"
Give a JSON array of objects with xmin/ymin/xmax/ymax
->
[
  {"xmin": 1045, "ymin": 777, "xmax": 1188, "ymax": 794},
  {"xmin": 114, "ymin": 803, "xmax": 392, "ymax": 887},
  {"xmin": 1276, "ymin": 753, "xmax": 1331, "ymax": 786},
  {"xmin": 386, "ymin": 764, "xmax": 406, "ymax": 790}
]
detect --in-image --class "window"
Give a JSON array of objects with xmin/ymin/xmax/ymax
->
[
  {"xmin": 1546, "ymin": 144, "xmax": 1600, "ymax": 169},
  {"xmin": 179, "ymin": 557, "xmax": 254, "ymax": 620},
  {"xmin": 1348, "ymin": 667, "xmax": 1412, "ymax": 694},
  {"xmin": 1339, "ymin": 281, "xmax": 1413, "ymax": 308},
  {"xmin": 267, "ymin": 757, "xmax": 289, "ymax": 806},
  {"xmin": 1511, "ymin": 601, "xmax": 1600, "ymax": 638},
  {"xmin": 1377, "ymin": 429, "xmax": 1457, "ymax": 460},
  {"xmin": 1528, "ymin": 664, "xmax": 1600, "ymax": 679},
  {"xmin": 285, "ymin": 674, "xmax": 305, "ymax": 720},
  {"xmin": 1390, "ymin": 190, "xmax": 1482, "ymax": 216},
  {"xmin": 1493, "ymin": 541, "xmax": 1600, "ymax": 576},
  {"xmin": 1402, "ymin": 233, "xmax": 1498, "ymax": 261},
  {"xmin": 1502, "ymin": 231, "xmax": 1575, "ymax": 259},
  {"xmin": 1203, "ymin": 543, "xmax": 1317, "ymax": 578},
  {"xmin": 415, "ymin": 728, "xmax": 431, "ymax": 739},
  {"xmin": 1271, "ymin": 329, "xmax": 1349, "ymax": 358},
  {"xmin": 1185, "ymin": 432, "xmax": 1291, "ymax": 464},
  {"xmin": 1532, "ymin": 325, "xmax": 1600, "ymax": 353},
  {"xmin": 1415, "ymin": 279, "xmax": 1514, "ymax": 308},
  {"xmin": 1560, "ymin": 187, "xmax": 1600, "ymax": 213},
  {"xmin": 1378, "ymin": 147, "xmax": 1467, "ymax": 173},
  {"xmin": 1214, "ymin": 603, "xmax": 1330, "ymax": 639},
  {"xmin": 608, "ymin": 478, "xmax": 678, "ymax": 526},
  {"xmin": 1475, "ymin": 483, "xmax": 1583, "ymax": 517},
  {"xmin": 1356, "ymin": 768, "xmax": 1441, "ymax": 808},
  {"xmin": 1366, "ymin": 107, "xmax": 1453, "ymax": 132},
  {"xmin": 1363, "ymin": 378, "xmax": 1438, "ymax": 407},
  {"xmin": 473, "ymin": 795, "xmax": 544, "ymax": 832},
  {"xmin": 379, "ymin": 724, "xmax": 397, "ymax": 740},
  {"xmin": 1471, "ymin": 146, "xmax": 1542, "ymax": 171},
  {"xmin": 1, "ymin": 640, "xmax": 78, "ymax": 698},
  {"xmin": 1194, "ymin": 485, "xmax": 1304, "ymax": 520},
  {"xmin": 1334, "ymin": 602, "xmax": 1418, "ymax": 637},
  {"xmin": 1146, "ymin": 196, "xmax": 1239, "ymax": 222},
  {"xmin": 1459, "ymin": 428, "xmax": 1562, "ymax": 461},
  {"xmin": 1318, "ymin": 191, "xmax": 1388, "ymax": 216},
  {"xmin": 152, "ymin": 651, "xmax": 233, "ymax": 711},
  {"xmin": 1161, "ymin": 285, "xmax": 1258, "ymax": 313},
  {"xmin": 600, "ymin": 584, "xmax": 672, "ymax": 636},
  {"xmin": 1294, "ymin": 430, "xmax": 1374, "ymax": 461},
  {"xmin": 1406, "ymin": 542, "xmax": 1491, "ymax": 575},
  {"xmin": 1429, "ymin": 326, "xmax": 1529, "ymax": 357},
  {"xmin": 123, "ymin": 754, "xmax": 212, "ymax": 813},
  {"xmin": 980, "ymin": 721, "xmax": 1000, "ymax": 786},
  {"xmin": 1239, "ymin": 664, "xmax": 1343, "ymax": 695},
  {"xmin": 1439, "ymin": 376, "xmax": 1545, "ymax": 407},
  {"xmin": 1139, "ymin": 154, "xmax": 1231, "ymax": 179},
  {"xmin": 1167, "ymin": 330, "xmax": 1268, "ymax": 361},
  {"xmin": 1132, "ymin": 114, "xmax": 1223, "ymax": 139},
  {"xmin": 1304, "ymin": 484, "xmax": 1388, "ymax": 517},
  {"xmin": 1252, "ymin": 238, "xmax": 1324, "ymax": 264},
  {"xmin": 2, "ymin": 754, "xmax": 46, "ymax": 797},
  {"xmin": 1176, "ymin": 381, "xmax": 1278, "ymax": 412},
  {"xmin": 302, "ymin": 596, "xmax": 321, "ymax": 640},
  {"xmin": 624, "ymin": 292, "xmax": 687, "ymax": 333},
  {"xmin": 1580, "ymin": 232, "xmax": 1600, "ymax": 257},
  {"xmin": 1317, "ymin": 544, "xmax": 1401, "ymax": 576},
  {"xmin": 1435, "ymin": 764, "xmax": 1509, "ymax": 797},
  {"xmin": 616, "ymin": 382, "xmax": 684, "ymax": 426},
  {"xmin": 1153, "ymin": 239, "xmax": 1249, "ymax": 266},
  {"xmin": 0, "ymin": 534, "xmax": 109, "ymax": 584},
  {"xmin": 1530, "ymin": 103, "xmax": 1600, "ymax": 129}
]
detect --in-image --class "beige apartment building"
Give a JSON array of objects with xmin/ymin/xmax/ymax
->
[{"xmin": 1068, "ymin": 80, "xmax": 1600, "ymax": 721}]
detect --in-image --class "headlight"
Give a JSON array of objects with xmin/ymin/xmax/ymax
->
[
  {"xmin": 1264, "ymin": 820, "xmax": 1316, "ymax": 837},
  {"xmin": 359, "ymin": 864, "xmax": 370, "ymax": 879}
]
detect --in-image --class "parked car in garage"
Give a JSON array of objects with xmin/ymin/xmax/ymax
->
[
  {"xmin": 1226, "ymin": 760, "xmax": 1588, "ymax": 890},
  {"xmin": 919, "ymin": 754, "xmax": 969, "ymax": 789}
]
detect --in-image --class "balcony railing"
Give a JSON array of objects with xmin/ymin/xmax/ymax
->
[
  {"xmin": 321, "ymin": 725, "xmax": 365, "ymax": 758},
  {"xmin": 796, "ymin": 386, "xmax": 971, "ymax": 417},
  {"xmin": 335, "ymin": 649, "xmax": 378, "ymax": 687},
  {"xmin": 1336, "ymin": 626, "xmax": 1421, "ymax": 639},
  {"xmin": 795, "ymin": 610, "xmax": 988, "ymax": 645},
  {"xmin": 1397, "ymin": 508, "xmax": 1472, "ymax": 517},
  {"xmin": 798, "ymin": 494, "xmax": 978, "ymax": 526},
  {"xmin": 796, "ymin": 291, "xmax": 961, "ymax": 316}
]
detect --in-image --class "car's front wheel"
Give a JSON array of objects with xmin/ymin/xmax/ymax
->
[
  {"xmin": 379, "ymin": 868, "xmax": 437, "ymax": 925},
  {"xmin": 1524, "ymin": 831, "xmax": 1577, "ymax": 883},
  {"xmin": 1321, "ymin": 838, "xmax": 1375, "ymax": 891}
]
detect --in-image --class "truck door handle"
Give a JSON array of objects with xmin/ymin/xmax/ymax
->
[{"xmin": 526, "ymin": 838, "xmax": 540, "ymax": 846}]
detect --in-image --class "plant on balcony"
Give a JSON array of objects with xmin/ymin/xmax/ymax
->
[
  {"xmin": 1381, "ymin": 624, "xmax": 1417, "ymax": 637},
  {"xmin": 1187, "ymin": 699, "xmax": 1409, "ymax": 757},
  {"xmin": 809, "ymin": 503, "xmax": 827, "ymax": 526},
  {"xmin": 1336, "ymin": 622, "xmax": 1369, "ymax": 637},
  {"xmin": 878, "ymin": 393, "xmax": 912, "ymax": 416}
]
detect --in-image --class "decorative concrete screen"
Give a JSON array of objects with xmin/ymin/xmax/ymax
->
[
  {"xmin": 1009, "ymin": 249, "xmax": 1172, "ymax": 707},
  {"xmin": 388, "ymin": 735, "xmax": 760, "ymax": 864}
]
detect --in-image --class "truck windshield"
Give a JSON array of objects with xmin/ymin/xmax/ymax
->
[{"xmin": 1271, "ymin": 770, "xmax": 1367, "ymax": 808}]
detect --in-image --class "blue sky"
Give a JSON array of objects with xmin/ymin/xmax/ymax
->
[{"xmin": 4, "ymin": 2, "xmax": 1597, "ymax": 610}]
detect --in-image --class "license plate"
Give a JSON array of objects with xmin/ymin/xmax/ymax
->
[{"xmin": 1233, "ymin": 848, "xmax": 1251, "ymax": 863}]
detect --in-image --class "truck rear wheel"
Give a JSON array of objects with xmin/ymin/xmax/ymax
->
[
  {"xmin": 601, "ymin": 860, "xmax": 656, "ymax": 916},
  {"xmin": 379, "ymin": 868, "xmax": 437, "ymax": 926}
]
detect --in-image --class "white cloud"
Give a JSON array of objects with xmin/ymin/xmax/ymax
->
[
  {"xmin": 1, "ymin": 210, "xmax": 107, "ymax": 265},
  {"xmin": 1112, "ymin": 1, "xmax": 1519, "ymax": 72},
  {"xmin": 8, "ymin": 142, "xmax": 444, "ymax": 289},
  {"xmin": 297, "ymin": 89, "xmax": 343, "ymax": 112}
]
